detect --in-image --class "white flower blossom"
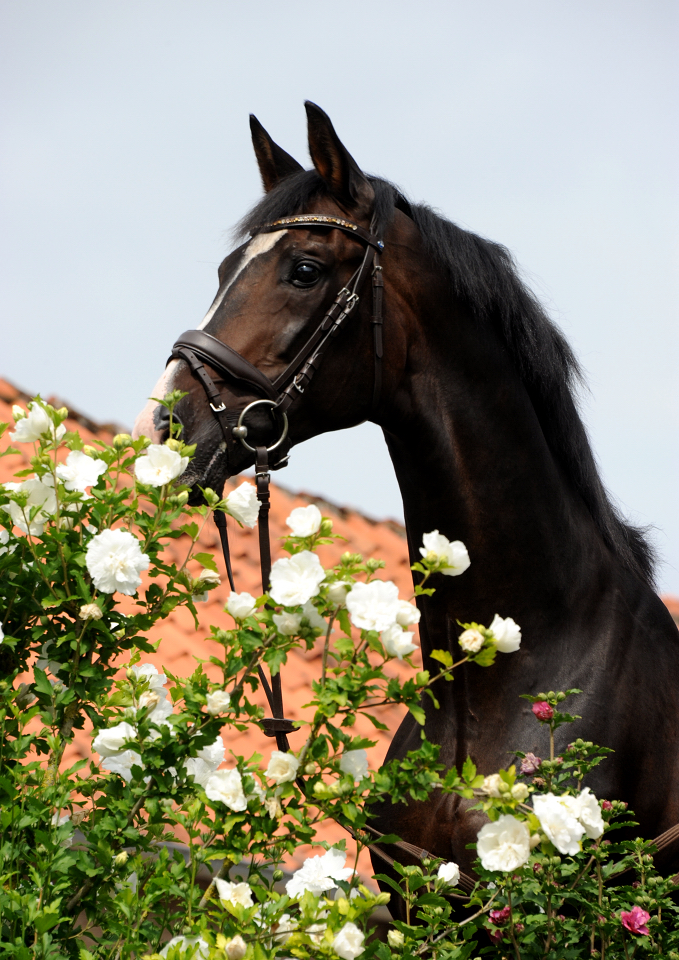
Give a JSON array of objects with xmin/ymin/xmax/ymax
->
[
  {"xmin": 10, "ymin": 402, "xmax": 66, "ymax": 444},
  {"xmin": 285, "ymin": 847, "xmax": 353, "ymax": 898},
  {"xmin": 481, "ymin": 773, "xmax": 505, "ymax": 798},
  {"xmin": 206, "ymin": 689, "xmax": 231, "ymax": 715},
  {"xmin": 476, "ymin": 814, "xmax": 531, "ymax": 872},
  {"xmin": 56, "ymin": 450, "xmax": 107, "ymax": 494},
  {"xmin": 437, "ymin": 861, "xmax": 460, "ymax": 885},
  {"xmin": 511, "ymin": 782, "xmax": 530, "ymax": 801},
  {"xmin": 395, "ymin": 599, "xmax": 421, "ymax": 627},
  {"xmin": 301, "ymin": 599, "xmax": 327, "ymax": 631},
  {"xmin": 79, "ymin": 603, "xmax": 102, "ymax": 621},
  {"xmin": 346, "ymin": 579, "xmax": 400, "ymax": 632},
  {"xmin": 194, "ymin": 567, "xmax": 220, "ymax": 602},
  {"xmin": 489, "ymin": 614, "xmax": 522, "ymax": 653},
  {"xmin": 533, "ymin": 793, "xmax": 585, "ymax": 855},
  {"xmin": 571, "ymin": 787, "xmax": 605, "ymax": 840},
  {"xmin": 3, "ymin": 476, "xmax": 57, "ymax": 536},
  {"xmin": 129, "ymin": 662, "xmax": 168, "ymax": 695},
  {"xmin": 458, "ymin": 628, "xmax": 485, "ymax": 653},
  {"xmin": 226, "ymin": 591, "xmax": 257, "ymax": 620},
  {"xmin": 101, "ymin": 749, "xmax": 143, "ymax": 782},
  {"xmin": 224, "ymin": 936, "xmax": 247, "ymax": 960},
  {"xmin": 273, "ymin": 611, "xmax": 302, "ymax": 636},
  {"xmin": 185, "ymin": 736, "xmax": 225, "ymax": 788},
  {"xmin": 85, "ymin": 528, "xmax": 150, "ymax": 595},
  {"xmin": 265, "ymin": 750, "xmax": 300, "ymax": 785},
  {"xmin": 333, "ymin": 922, "xmax": 365, "ymax": 960},
  {"xmin": 226, "ymin": 482, "xmax": 260, "ymax": 527},
  {"xmin": 382, "ymin": 623, "xmax": 418, "ymax": 660},
  {"xmin": 286, "ymin": 503, "xmax": 322, "ymax": 537},
  {"xmin": 273, "ymin": 914, "xmax": 297, "ymax": 944},
  {"xmin": 339, "ymin": 749, "xmax": 369, "ymax": 781},
  {"xmin": 327, "ymin": 581, "xmax": 350, "ymax": 604},
  {"xmin": 134, "ymin": 444, "xmax": 188, "ymax": 486},
  {"xmin": 205, "ymin": 768, "xmax": 247, "ymax": 811},
  {"xmin": 387, "ymin": 930, "xmax": 405, "ymax": 949},
  {"xmin": 215, "ymin": 878, "xmax": 254, "ymax": 908},
  {"xmin": 160, "ymin": 935, "xmax": 210, "ymax": 959},
  {"xmin": 420, "ymin": 530, "xmax": 470, "ymax": 576},
  {"xmin": 269, "ymin": 550, "xmax": 326, "ymax": 606},
  {"xmin": 0, "ymin": 528, "xmax": 12, "ymax": 557},
  {"xmin": 93, "ymin": 721, "xmax": 138, "ymax": 758}
]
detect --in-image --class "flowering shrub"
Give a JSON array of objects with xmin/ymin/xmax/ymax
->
[{"xmin": 1, "ymin": 396, "xmax": 679, "ymax": 959}]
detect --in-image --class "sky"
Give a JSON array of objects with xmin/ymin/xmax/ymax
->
[{"xmin": 1, "ymin": 1, "xmax": 677, "ymax": 592}]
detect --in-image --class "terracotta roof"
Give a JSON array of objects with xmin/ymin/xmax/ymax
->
[{"xmin": 3, "ymin": 378, "xmax": 678, "ymax": 882}]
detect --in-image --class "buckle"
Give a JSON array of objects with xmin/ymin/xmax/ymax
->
[
  {"xmin": 210, "ymin": 400, "xmax": 227, "ymax": 413},
  {"xmin": 345, "ymin": 293, "xmax": 359, "ymax": 312},
  {"xmin": 292, "ymin": 374, "xmax": 305, "ymax": 394}
]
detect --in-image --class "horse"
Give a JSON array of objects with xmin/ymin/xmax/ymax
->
[{"xmin": 133, "ymin": 102, "xmax": 679, "ymax": 890}]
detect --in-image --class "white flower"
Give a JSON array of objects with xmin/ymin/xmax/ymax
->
[
  {"xmin": 476, "ymin": 814, "xmax": 531, "ymax": 872},
  {"xmin": 134, "ymin": 443, "xmax": 188, "ymax": 486},
  {"xmin": 79, "ymin": 603, "xmax": 102, "ymax": 620},
  {"xmin": 481, "ymin": 774, "xmax": 505, "ymax": 798},
  {"xmin": 302, "ymin": 599, "xmax": 327, "ymax": 631},
  {"xmin": 206, "ymin": 689, "xmax": 231, "ymax": 715},
  {"xmin": 327, "ymin": 581, "xmax": 350, "ymax": 604},
  {"xmin": 129, "ymin": 662, "xmax": 168, "ymax": 695},
  {"xmin": 0, "ymin": 528, "xmax": 11, "ymax": 556},
  {"xmin": 381, "ymin": 623, "xmax": 418, "ymax": 660},
  {"xmin": 186, "ymin": 736, "xmax": 225, "ymax": 787},
  {"xmin": 333, "ymin": 922, "xmax": 365, "ymax": 960},
  {"xmin": 571, "ymin": 787, "xmax": 605, "ymax": 840},
  {"xmin": 489, "ymin": 614, "xmax": 522, "ymax": 653},
  {"xmin": 273, "ymin": 914, "xmax": 297, "ymax": 944},
  {"xmin": 92, "ymin": 721, "xmax": 137, "ymax": 758},
  {"xmin": 387, "ymin": 930, "xmax": 405, "ymax": 949},
  {"xmin": 420, "ymin": 530, "xmax": 470, "ymax": 576},
  {"xmin": 511, "ymin": 782, "xmax": 530, "ymax": 801},
  {"xmin": 395, "ymin": 599, "xmax": 421, "ymax": 627},
  {"xmin": 56, "ymin": 450, "xmax": 107, "ymax": 493},
  {"xmin": 205, "ymin": 768, "xmax": 247, "ymax": 811},
  {"xmin": 339, "ymin": 749, "xmax": 369, "ymax": 782},
  {"xmin": 10, "ymin": 402, "xmax": 66, "ymax": 444},
  {"xmin": 101, "ymin": 749, "xmax": 143, "ymax": 782},
  {"xmin": 85, "ymin": 528, "xmax": 150, "ymax": 595},
  {"xmin": 265, "ymin": 750, "xmax": 300, "ymax": 784},
  {"xmin": 226, "ymin": 482, "xmax": 260, "ymax": 527},
  {"xmin": 533, "ymin": 793, "xmax": 585, "ymax": 856},
  {"xmin": 437, "ymin": 861, "xmax": 460, "ymax": 885},
  {"xmin": 3, "ymin": 476, "xmax": 57, "ymax": 536},
  {"xmin": 215, "ymin": 878, "xmax": 254, "ymax": 908},
  {"xmin": 194, "ymin": 568, "xmax": 220, "ymax": 602},
  {"xmin": 226, "ymin": 591, "xmax": 257, "ymax": 620},
  {"xmin": 160, "ymin": 935, "xmax": 210, "ymax": 959},
  {"xmin": 346, "ymin": 580, "xmax": 400, "ymax": 632},
  {"xmin": 273, "ymin": 611, "xmax": 301, "ymax": 635},
  {"xmin": 269, "ymin": 550, "xmax": 326, "ymax": 606},
  {"xmin": 224, "ymin": 935, "xmax": 247, "ymax": 960},
  {"xmin": 285, "ymin": 847, "xmax": 353, "ymax": 898},
  {"xmin": 287, "ymin": 503, "xmax": 322, "ymax": 537},
  {"xmin": 458, "ymin": 628, "xmax": 485, "ymax": 653}
]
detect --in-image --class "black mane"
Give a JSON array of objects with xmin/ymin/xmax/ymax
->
[{"xmin": 237, "ymin": 171, "xmax": 655, "ymax": 585}]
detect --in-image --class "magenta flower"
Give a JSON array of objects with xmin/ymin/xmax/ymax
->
[
  {"xmin": 620, "ymin": 906, "xmax": 650, "ymax": 935},
  {"xmin": 601, "ymin": 799, "xmax": 613, "ymax": 811},
  {"xmin": 489, "ymin": 906, "xmax": 511, "ymax": 926},
  {"xmin": 488, "ymin": 929, "xmax": 503, "ymax": 945},
  {"xmin": 520, "ymin": 752, "xmax": 542, "ymax": 774},
  {"xmin": 532, "ymin": 701, "xmax": 554, "ymax": 721}
]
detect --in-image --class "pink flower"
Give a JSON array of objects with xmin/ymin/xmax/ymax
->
[
  {"xmin": 620, "ymin": 906, "xmax": 650, "ymax": 936},
  {"xmin": 489, "ymin": 906, "xmax": 511, "ymax": 926},
  {"xmin": 532, "ymin": 701, "xmax": 554, "ymax": 721},
  {"xmin": 601, "ymin": 799, "xmax": 613, "ymax": 811},
  {"xmin": 520, "ymin": 752, "xmax": 542, "ymax": 774},
  {"xmin": 488, "ymin": 929, "xmax": 503, "ymax": 945},
  {"xmin": 514, "ymin": 923, "xmax": 525, "ymax": 933}
]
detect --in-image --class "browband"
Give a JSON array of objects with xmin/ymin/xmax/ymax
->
[{"xmin": 256, "ymin": 215, "xmax": 384, "ymax": 251}]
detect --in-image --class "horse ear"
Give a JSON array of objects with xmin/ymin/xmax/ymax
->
[
  {"xmin": 249, "ymin": 114, "xmax": 304, "ymax": 193},
  {"xmin": 305, "ymin": 101, "xmax": 374, "ymax": 213}
]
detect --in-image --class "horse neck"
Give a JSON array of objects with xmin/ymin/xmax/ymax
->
[{"xmin": 380, "ymin": 289, "xmax": 611, "ymax": 641}]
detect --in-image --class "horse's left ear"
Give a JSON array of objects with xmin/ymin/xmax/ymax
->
[
  {"xmin": 250, "ymin": 114, "xmax": 304, "ymax": 192},
  {"xmin": 305, "ymin": 101, "xmax": 374, "ymax": 214}
]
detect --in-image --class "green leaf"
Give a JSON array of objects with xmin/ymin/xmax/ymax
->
[
  {"xmin": 194, "ymin": 552, "xmax": 218, "ymax": 573},
  {"xmin": 32, "ymin": 667, "xmax": 53, "ymax": 698},
  {"xmin": 430, "ymin": 649, "xmax": 453, "ymax": 669},
  {"xmin": 409, "ymin": 704, "xmax": 426, "ymax": 725},
  {"xmin": 462, "ymin": 757, "xmax": 476, "ymax": 783}
]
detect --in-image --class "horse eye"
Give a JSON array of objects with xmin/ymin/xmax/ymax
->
[{"xmin": 290, "ymin": 261, "xmax": 321, "ymax": 287}]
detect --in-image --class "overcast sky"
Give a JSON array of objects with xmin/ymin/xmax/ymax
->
[{"xmin": 1, "ymin": 1, "xmax": 677, "ymax": 592}]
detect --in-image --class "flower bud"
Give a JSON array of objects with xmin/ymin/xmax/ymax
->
[
  {"xmin": 531, "ymin": 701, "xmax": 554, "ymax": 722},
  {"xmin": 79, "ymin": 603, "xmax": 103, "ymax": 621},
  {"xmin": 113, "ymin": 433, "xmax": 132, "ymax": 448},
  {"xmin": 272, "ymin": 869, "xmax": 284, "ymax": 882},
  {"xmin": 511, "ymin": 782, "xmax": 529, "ymax": 801},
  {"xmin": 114, "ymin": 851, "xmax": 129, "ymax": 867},
  {"xmin": 82, "ymin": 445, "xmax": 98, "ymax": 458},
  {"xmin": 327, "ymin": 581, "xmax": 349, "ymax": 604},
  {"xmin": 165, "ymin": 438, "xmax": 183, "ymax": 452},
  {"xmin": 55, "ymin": 407, "xmax": 69, "ymax": 420},
  {"xmin": 303, "ymin": 762, "xmax": 317, "ymax": 775},
  {"xmin": 224, "ymin": 935, "xmax": 247, "ymax": 960},
  {"xmin": 387, "ymin": 929, "xmax": 404, "ymax": 948}
]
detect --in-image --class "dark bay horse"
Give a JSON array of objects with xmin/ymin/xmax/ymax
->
[{"xmin": 133, "ymin": 103, "xmax": 679, "ymax": 881}]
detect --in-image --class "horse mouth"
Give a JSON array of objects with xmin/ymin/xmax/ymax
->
[{"xmin": 181, "ymin": 440, "xmax": 255, "ymax": 505}]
